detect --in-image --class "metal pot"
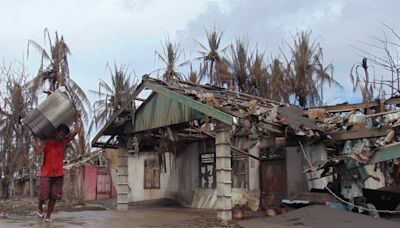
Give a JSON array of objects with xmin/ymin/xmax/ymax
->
[{"xmin": 23, "ymin": 89, "xmax": 75, "ymax": 140}]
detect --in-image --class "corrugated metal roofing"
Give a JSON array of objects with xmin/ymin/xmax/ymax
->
[{"xmin": 129, "ymin": 92, "xmax": 203, "ymax": 133}]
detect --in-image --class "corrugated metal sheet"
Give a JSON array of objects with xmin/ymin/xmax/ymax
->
[{"xmin": 131, "ymin": 93, "xmax": 203, "ymax": 133}]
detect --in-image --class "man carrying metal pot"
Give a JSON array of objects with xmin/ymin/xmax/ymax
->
[{"xmin": 32, "ymin": 111, "xmax": 81, "ymax": 223}]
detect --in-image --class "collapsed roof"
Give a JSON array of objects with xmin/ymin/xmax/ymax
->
[{"xmin": 92, "ymin": 76, "xmax": 400, "ymax": 180}]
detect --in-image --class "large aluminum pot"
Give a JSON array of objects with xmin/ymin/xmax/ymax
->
[{"xmin": 23, "ymin": 89, "xmax": 76, "ymax": 140}]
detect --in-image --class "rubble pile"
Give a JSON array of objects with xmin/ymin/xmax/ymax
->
[{"xmin": 162, "ymin": 79, "xmax": 400, "ymax": 197}]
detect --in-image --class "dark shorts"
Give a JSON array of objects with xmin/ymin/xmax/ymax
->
[{"xmin": 39, "ymin": 176, "xmax": 63, "ymax": 200}]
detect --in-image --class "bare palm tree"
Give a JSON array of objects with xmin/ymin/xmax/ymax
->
[
  {"xmin": 352, "ymin": 24, "xmax": 400, "ymax": 97},
  {"xmin": 195, "ymin": 27, "xmax": 231, "ymax": 86},
  {"xmin": 268, "ymin": 57, "xmax": 290, "ymax": 102},
  {"xmin": 91, "ymin": 63, "xmax": 137, "ymax": 130},
  {"xmin": 0, "ymin": 63, "xmax": 36, "ymax": 198},
  {"xmin": 284, "ymin": 30, "xmax": 340, "ymax": 107},
  {"xmin": 350, "ymin": 58, "xmax": 375, "ymax": 103},
  {"xmin": 247, "ymin": 49, "xmax": 268, "ymax": 98},
  {"xmin": 185, "ymin": 62, "xmax": 205, "ymax": 84},
  {"xmin": 155, "ymin": 39, "xmax": 188, "ymax": 82},
  {"xmin": 28, "ymin": 29, "xmax": 91, "ymax": 155},
  {"xmin": 230, "ymin": 38, "xmax": 250, "ymax": 92}
]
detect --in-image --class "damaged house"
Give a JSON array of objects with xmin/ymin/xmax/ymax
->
[{"xmin": 92, "ymin": 76, "xmax": 400, "ymax": 221}]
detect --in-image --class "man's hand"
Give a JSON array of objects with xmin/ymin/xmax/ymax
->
[
  {"xmin": 32, "ymin": 136, "xmax": 44, "ymax": 154},
  {"xmin": 75, "ymin": 111, "xmax": 82, "ymax": 132},
  {"xmin": 75, "ymin": 110, "xmax": 81, "ymax": 120}
]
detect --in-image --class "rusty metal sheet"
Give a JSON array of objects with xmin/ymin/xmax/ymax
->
[
  {"xmin": 127, "ymin": 93, "xmax": 204, "ymax": 133},
  {"xmin": 278, "ymin": 106, "xmax": 321, "ymax": 131}
]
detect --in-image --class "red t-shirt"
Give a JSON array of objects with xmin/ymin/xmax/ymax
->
[{"xmin": 40, "ymin": 134, "xmax": 74, "ymax": 177}]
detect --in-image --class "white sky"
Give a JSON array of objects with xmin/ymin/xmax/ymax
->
[{"xmin": 1, "ymin": 0, "xmax": 400, "ymax": 105}]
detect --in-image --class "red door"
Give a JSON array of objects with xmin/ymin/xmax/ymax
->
[
  {"xmin": 96, "ymin": 168, "xmax": 112, "ymax": 200},
  {"xmin": 261, "ymin": 159, "xmax": 287, "ymax": 209}
]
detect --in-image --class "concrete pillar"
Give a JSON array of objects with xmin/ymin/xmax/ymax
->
[
  {"xmin": 215, "ymin": 122, "xmax": 232, "ymax": 221},
  {"xmin": 248, "ymin": 142, "xmax": 260, "ymax": 191},
  {"xmin": 117, "ymin": 137, "xmax": 129, "ymax": 211}
]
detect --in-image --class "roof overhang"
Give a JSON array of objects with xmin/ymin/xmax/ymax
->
[{"xmin": 91, "ymin": 77, "xmax": 237, "ymax": 148}]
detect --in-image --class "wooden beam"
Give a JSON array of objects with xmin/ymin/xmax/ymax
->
[
  {"xmin": 327, "ymin": 127, "xmax": 390, "ymax": 141},
  {"xmin": 320, "ymin": 101, "xmax": 378, "ymax": 113},
  {"xmin": 316, "ymin": 97, "xmax": 400, "ymax": 113},
  {"xmin": 384, "ymin": 97, "xmax": 400, "ymax": 106}
]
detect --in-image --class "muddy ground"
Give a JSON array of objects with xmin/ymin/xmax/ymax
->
[
  {"xmin": 1, "ymin": 198, "xmax": 399, "ymax": 228},
  {"xmin": 0, "ymin": 206, "xmax": 226, "ymax": 228},
  {"xmin": 0, "ymin": 198, "xmax": 230, "ymax": 227}
]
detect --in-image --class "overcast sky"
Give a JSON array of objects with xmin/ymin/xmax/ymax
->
[{"xmin": 1, "ymin": 0, "xmax": 399, "ymax": 105}]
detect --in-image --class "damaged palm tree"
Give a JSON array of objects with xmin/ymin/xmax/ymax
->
[
  {"xmin": 155, "ymin": 38, "xmax": 188, "ymax": 82},
  {"xmin": 350, "ymin": 58, "xmax": 375, "ymax": 103},
  {"xmin": 247, "ymin": 50, "xmax": 268, "ymax": 98},
  {"xmin": 268, "ymin": 57, "xmax": 290, "ymax": 103},
  {"xmin": 27, "ymin": 28, "xmax": 91, "ymax": 156},
  {"xmin": 230, "ymin": 38, "xmax": 250, "ymax": 92},
  {"xmin": 284, "ymin": 30, "xmax": 340, "ymax": 107},
  {"xmin": 185, "ymin": 62, "xmax": 205, "ymax": 84},
  {"xmin": 196, "ymin": 27, "xmax": 231, "ymax": 87},
  {"xmin": 352, "ymin": 24, "xmax": 400, "ymax": 98},
  {"xmin": 91, "ymin": 63, "xmax": 137, "ymax": 130},
  {"xmin": 0, "ymin": 62, "xmax": 37, "ymax": 198}
]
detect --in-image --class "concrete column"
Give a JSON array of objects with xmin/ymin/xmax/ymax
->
[
  {"xmin": 215, "ymin": 122, "xmax": 232, "ymax": 222},
  {"xmin": 117, "ymin": 137, "xmax": 129, "ymax": 211},
  {"xmin": 248, "ymin": 142, "xmax": 260, "ymax": 191}
]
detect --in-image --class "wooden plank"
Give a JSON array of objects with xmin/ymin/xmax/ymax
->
[
  {"xmin": 365, "ymin": 110, "xmax": 400, "ymax": 118},
  {"xmin": 328, "ymin": 127, "xmax": 389, "ymax": 141},
  {"xmin": 320, "ymin": 101, "xmax": 378, "ymax": 113}
]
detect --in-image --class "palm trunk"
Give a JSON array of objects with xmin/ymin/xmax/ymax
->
[
  {"xmin": 209, "ymin": 60, "xmax": 214, "ymax": 85},
  {"xmin": 78, "ymin": 129, "xmax": 85, "ymax": 155},
  {"xmin": 320, "ymin": 82, "xmax": 324, "ymax": 106},
  {"xmin": 364, "ymin": 67, "xmax": 370, "ymax": 102}
]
